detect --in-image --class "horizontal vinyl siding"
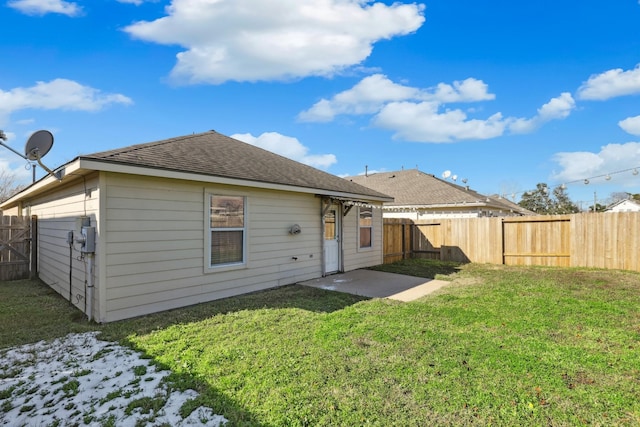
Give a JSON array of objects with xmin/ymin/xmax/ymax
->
[
  {"xmin": 103, "ymin": 174, "xmax": 323, "ymax": 322},
  {"xmin": 343, "ymin": 204, "xmax": 384, "ymax": 271},
  {"xmin": 23, "ymin": 175, "xmax": 100, "ymax": 317}
]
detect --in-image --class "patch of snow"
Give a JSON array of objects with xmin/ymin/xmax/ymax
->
[{"xmin": 0, "ymin": 332, "xmax": 227, "ymax": 426}]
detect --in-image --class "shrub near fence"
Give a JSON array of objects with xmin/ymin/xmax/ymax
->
[{"xmin": 384, "ymin": 212, "xmax": 640, "ymax": 272}]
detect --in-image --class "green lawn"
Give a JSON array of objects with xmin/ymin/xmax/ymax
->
[{"xmin": 1, "ymin": 261, "xmax": 639, "ymax": 426}]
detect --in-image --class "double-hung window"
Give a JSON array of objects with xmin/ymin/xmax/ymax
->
[
  {"xmin": 359, "ymin": 206, "xmax": 373, "ymax": 249},
  {"xmin": 209, "ymin": 195, "xmax": 246, "ymax": 267}
]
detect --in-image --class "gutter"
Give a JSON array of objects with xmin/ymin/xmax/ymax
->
[{"xmin": 2, "ymin": 156, "xmax": 394, "ymax": 211}]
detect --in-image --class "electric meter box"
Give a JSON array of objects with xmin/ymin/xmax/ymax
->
[{"xmin": 80, "ymin": 226, "xmax": 96, "ymax": 253}]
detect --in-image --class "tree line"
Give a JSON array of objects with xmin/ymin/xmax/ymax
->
[{"xmin": 518, "ymin": 183, "xmax": 640, "ymax": 214}]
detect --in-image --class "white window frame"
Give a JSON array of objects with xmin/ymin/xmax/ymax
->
[
  {"xmin": 358, "ymin": 206, "xmax": 374, "ymax": 250},
  {"xmin": 205, "ymin": 193, "xmax": 247, "ymax": 271}
]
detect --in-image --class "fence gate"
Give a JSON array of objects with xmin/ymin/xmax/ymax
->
[{"xmin": 0, "ymin": 214, "xmax": 36, "ymax": 281}]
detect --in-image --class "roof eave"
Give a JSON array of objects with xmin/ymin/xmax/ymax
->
[
  {"xmin": 1, "ymin": 157, "xmax": 393, "ymax": 209},
  {"xmin": 0, "ymin": 158, "xmax": 83, "ymax": 209},
  {"xmin": 77, "ymin": 158, "xmax": 392, "ymax": 201},
  {"xmin": 386, "ymin": 202, "xmax": 488, "ymax": 209}
]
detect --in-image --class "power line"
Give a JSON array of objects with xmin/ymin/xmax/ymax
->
[{"xmin": 504, "ymin": 165, "xmax": 640, "ymax": 201}]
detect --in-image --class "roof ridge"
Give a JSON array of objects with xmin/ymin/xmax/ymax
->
[{"xmin": 87, "ymin": 131, "xmax": 213, "ymax": 159}]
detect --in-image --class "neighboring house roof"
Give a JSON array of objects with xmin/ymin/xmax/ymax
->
[
  {"xmin": 605, "ymin": 198, "xmax": 640, "ymax": 212},
  {"xmin": 346, "ymin": 169, "xmax": 530, "ymax": 214},
  {"xmin": 1, "ymin": 131, "xmax": 392, "ymax": 208},
  {"xmin": 487, "ymin": 194, "xmax": 536, "ymax": 215}
]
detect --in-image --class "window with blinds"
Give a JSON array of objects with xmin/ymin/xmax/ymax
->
[
  {"xmin": 359, "ymin": 206, "xmax": 373, "ymax": 248},
  {"xmin": 209, "ymin": 195, "xmax": 245, "ymax": 266}
]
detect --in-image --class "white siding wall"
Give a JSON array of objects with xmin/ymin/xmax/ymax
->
[
  {"xmin": 13, "ymin": 171, "xmax": 387, "ymax": 322},
  {"xmin": 103, "ymin": 174, "xmax": 323, "ymax": 322},
  {"xmin": 342, "ymin": 204, "xmax": 384, "ymax": 271},
  {"xmin": 21, "ymin": 175, "xmax": 100, "ymax": 318},
  {"xmin": 607, "ymin": 200, "xmax": 640, "ymax": 213}
]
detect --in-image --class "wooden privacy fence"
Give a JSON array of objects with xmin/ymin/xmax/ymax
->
[
  {"xmin": 0, "ymin": 214, "xmax": 37, "ymax": 281},
  {"xmin": 384, "ymin": 212, "xmax": 640, "ymax": 272}
]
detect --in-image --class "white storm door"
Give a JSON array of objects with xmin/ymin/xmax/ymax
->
[{"xmin": 324, "ymin": 208, "xmax": 340, "ymax": 273}]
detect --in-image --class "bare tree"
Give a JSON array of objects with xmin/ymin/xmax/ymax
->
[
  {"xmin": 0, "ymin": 169, "xmax": 26, "ymax": 203},
  {"xmin": 609, "ymin": 192, "xmax": 631, "ymax": 203}
]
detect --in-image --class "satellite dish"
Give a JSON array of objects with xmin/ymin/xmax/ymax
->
[
  {"xmin": 0, "ymin": 129, "xmax": 60, "ymax": 182},
  {"xmin": 442, "ymin": 170, "xmax": 451, "ymax": 179},
  {"xmin": 23, "ymin": 129, "xmax": 61, "ymax": 181},
  {"xmin": 462, "ymin": 178, "xmax": 468, "ymax": 184},
  {"xmin": 452, "ymin": 174, "xmax": 458, "ymax": 181},
  {"xmin": 25, "ymin": 130, "xmax": 54, "ymax": 161}
]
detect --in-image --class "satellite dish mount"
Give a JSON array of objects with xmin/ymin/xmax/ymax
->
[{"xmin": 0, "ymin": 129, "xmax": 62, "ymax": 182}]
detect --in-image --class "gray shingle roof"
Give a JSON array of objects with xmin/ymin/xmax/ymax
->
[
  {"xmin": 81, "ymin": 131, "xmax": 391, "ymax": 200},
  {"xmin": 487, "ymin": 194, "xmax": 535, "ymax": 215},
  {"xmin": 347, "ymin": 169, "xmax": 530, "ymax": 214}
]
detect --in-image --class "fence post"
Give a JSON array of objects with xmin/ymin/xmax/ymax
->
[
  {"xmin": 30, "ymin": 215, "xmax": 38, "ymax": 279},
  {"xmin": 409, "ymin": 223, "xmax": 413, "ymax": 260},
  {"xmin": 401, "ymin": 223, "xmax": 406, "ymax": 259},
  {"xmin": 501, "ymin": 218, "xmax": 505, "ymax": 266}
]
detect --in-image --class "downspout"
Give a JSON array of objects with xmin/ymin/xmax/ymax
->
[
  {"xmin": 68, "ymin": 232, "xmax": 73, "ymax": 305},
  {"xmin": 321, "ymin": 198, "xmax": 327, "ymax": 277},
  {"xmin": 339, "ymin": 201, "xmax": 344, "ymax": 273},
  {"xmin": 86, "ymin": 253, "xmax": 95, "ymax": 321}
]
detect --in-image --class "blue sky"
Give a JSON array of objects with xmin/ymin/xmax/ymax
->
[{"xmin": 2, "ymin": 0, "xmax": 640, "ymax": 208}]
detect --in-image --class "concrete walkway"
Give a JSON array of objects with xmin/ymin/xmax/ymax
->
[{"xmin": 299, "ymin": 269, "xmax": 450, "ymax": 302}]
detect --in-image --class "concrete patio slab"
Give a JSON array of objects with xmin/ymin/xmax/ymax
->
[{"xmin": 299, "ymin": 269, "xmax": 450, "ymax": 302}]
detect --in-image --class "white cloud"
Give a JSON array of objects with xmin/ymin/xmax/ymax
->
[
  {"xmin": 552, "ymin": 142, "xmax": 640, "ymax": 182},
  {"xmin": 298, "ymin": 75, "xmax": 495, "ymax": 122},
  {"xmin": 619, "ymin": 115, "xmax": 640, "ymax": 136},
  {"xmin": 231, "ymin": 131, "xmax": 337, "ymax": 169},
  {"xmin": 373, "ymin": 101, "xmax": 507, "ymax": 143},
  {"xmin": 0, "ymin": 79, "xmax": 133, "ymax": 125},
  {"xmin": 7, "ymin": 0, "xmax": 81, "ymax": 16},
  {"xmin": 300, "ymin": 75, "xmax": 576, "ymax": 143},
  {"xmin": 124, "ymin": 0, "xmax": 425, "ymax": 84},
  {"xmin": 117, "ymin": 0, "xmax": 158, "ymax": 4},
  {"xmin": 298, "ymin": 74, "xmax": 422, "ymax": 122},
  {"xmin": 509, "ymin": 92, "xmax": 575, "ymax": 134},
  {"xmin": 0, "ymin": 157, "xmax": 33, "ymax": 184},
  {"xmin": 423, "ymin": 78, "xmax": 495, "ymax": 103},
  {"xmin": 537, "ymin": 92, "xmax": 576, "ymax": 120},
  {"xmin": 577, "ymin": 64, "xmax": 640, "ymax": 100}
]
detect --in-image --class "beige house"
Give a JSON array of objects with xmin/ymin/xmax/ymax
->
[
  {"xmin": 1, "ymin": 131, "xmax": 392, "ymax": 322},
  {"xmin": 346, "ymin": 169, "xmax": 532, "ymax": 219}
]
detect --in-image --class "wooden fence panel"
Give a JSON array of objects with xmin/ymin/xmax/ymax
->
[
  {"xmin": 0, "ymin": 214, "xmax": 32, "ymax": 281},
  {"xmin": 384, "ymin": 212, "xmax": 640, "ymax": 272},
  {"xmin": 429, "ymin": 218, "xmax": 502, "ymax": 264},
  {"xmin": 572, "ymin": 212, "xmax": 640, "ymax": 271},
  {"xmin": 412, "ymin": 222, "xmax": 442, "ymax": 260},
  {"xmin": 441, "ymin": 219, "xmax": 473, "ymax": 263},
  {"xmin": 502, "ymin": 216, "xmax": 571, "ymax": 267},
  {"xmin": 383, "ymin": 219, "xmax": 410, "ymax": 263}
]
